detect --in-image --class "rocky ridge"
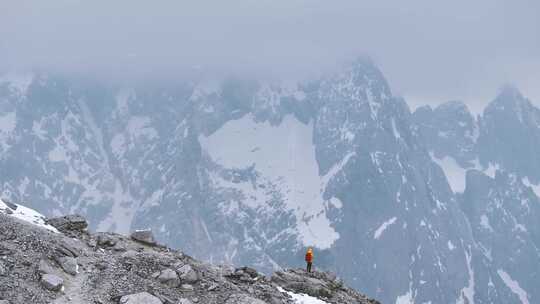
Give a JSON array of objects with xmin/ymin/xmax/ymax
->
[{"xmin": 0, "ymin": 209, "xmax": 379, "ymax": 304}]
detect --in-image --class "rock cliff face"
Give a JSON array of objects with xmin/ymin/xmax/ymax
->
[
  {"xmin": 0, "ymin": 207, "xmax": 379, "ymax": 304},
  {"xmin": 1, "ymin": 59, "xmax": 540, "ymax": 303}
]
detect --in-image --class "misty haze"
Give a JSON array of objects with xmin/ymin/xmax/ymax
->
[{"xmin": 1, "ymin": 1, "xmax": 540, "ymax": 304}]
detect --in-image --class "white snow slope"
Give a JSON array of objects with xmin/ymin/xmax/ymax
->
[
  {"xmin": 0, "ymin": 199, "xmax": 59, "ymax": 233},
  {"xmin": 199, "ymin": 114, "xmax": 341, "ymax": 249}
]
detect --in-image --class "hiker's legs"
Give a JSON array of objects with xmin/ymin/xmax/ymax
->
[{"xmin": 307, "ymin": 262, "xmax": 312, "ymax": 272}]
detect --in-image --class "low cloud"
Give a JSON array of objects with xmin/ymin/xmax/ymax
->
[{"xmin": 1, "ymin": 0, "xmax": 539, "ymax": 107}]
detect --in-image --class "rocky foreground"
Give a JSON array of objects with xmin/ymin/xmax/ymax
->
[{"xmin": 0, "ymin": 211, "xmax": 380, "ymax": 304}]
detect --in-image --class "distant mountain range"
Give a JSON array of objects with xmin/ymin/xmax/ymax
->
[{"xmin": 1, "ymin": 59, "xmax": 539, "ymax": 303}]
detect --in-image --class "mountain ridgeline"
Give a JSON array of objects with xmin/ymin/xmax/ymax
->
[
  {"xmin": 1, "ymin": 60, "xmax": 539, "ymax": 303},
  {"xmin": 0, "ymin": 208, "xmax": 380, "ymax": 304}
]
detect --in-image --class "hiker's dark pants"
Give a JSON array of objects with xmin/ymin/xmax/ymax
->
[{"xmin": 307, "ymin": 262, "xmax": 312, "ymax": 272}]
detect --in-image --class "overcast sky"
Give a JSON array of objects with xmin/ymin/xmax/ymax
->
[{"xmin": 1, "ymin": 0, "xmax": 539, "ymax": 112}]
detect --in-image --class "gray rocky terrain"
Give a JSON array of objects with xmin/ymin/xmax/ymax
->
[{"xmin": 0, "ymin": 210, "xmax": 379, "ymax": 304}]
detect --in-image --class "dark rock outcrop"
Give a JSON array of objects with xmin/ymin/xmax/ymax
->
[
  {"xmin": 130, "ymin": 229, "xmax": 157, "ymax": 246},
  {"xmin": 46, "ymin": 215, "xmax": 88, "ymax": 233},
  {"xmin": 272, "ymin": 269, "xmax": 380, "ymax": 304}
]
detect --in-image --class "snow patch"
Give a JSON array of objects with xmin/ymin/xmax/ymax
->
[
  {"xmin": 199, "ymin": 114, "xmax": 339, "ymax": 249},
  {"xmin": 328, "ymin": 197, "xmax": 343, "ymax": 209},
  {"xmin": 96, "ymin": 180, "xmax": 136, "ymax": 234},
  {"xmin": 374, "ymin": 217, "xmax": 397, "ymax": 240},
  {"xmin": 395, "ymin": 290, "xmax": 413, "ymax": 304},
  {"xmin": 321, "ymin": 152, "xmax": 355, "ymax": 190},
  {"xmin": 0, "ymin": 112, "xmax": 16, "ymax": 134},
  {"xmin": 483, "ymin": 163, "xmax": 499, "ymax": 179},
  {"xmin": 276, "ymin": 286, "xmax": 330, "ymax": 304},
  {"xmin": 480, "ymin": 215, "xmax": 493, "ymax": 232},
  {"xmin": 429, "ymin": 152, "xmax": 467, "ymax": 193},
  {"xmin": 0, "ymin": 199, "xmax": 59, "ymax": 233},
  {"xmin": 522, "ymin": 177, "xmax": 540, "ymax": 197},
  {"xmin": 431, "ymin": 154, "xmax": 501, "ymax": 193},
  {"xmin": 110, "ymin": 116, "xmax": 157, "ymax": 158},
  {"xmin": 32, "ymin": 118, "xmax": 48, "ymax": 140},
  {"xmin": 497, "ymin": 269, "xmax": 529, "ymax": 304},
  {"xmin": 391, "ymin": 118, "xmax": 401, "ymax": 139},
  {"xmin": 457, "ymin": 245, "xmax": 475, "ymax": 304}
]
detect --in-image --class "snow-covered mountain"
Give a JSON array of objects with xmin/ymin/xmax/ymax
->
[{"xmin": 1, "ymin": 60, "xmax": 539, "ymax": 303}]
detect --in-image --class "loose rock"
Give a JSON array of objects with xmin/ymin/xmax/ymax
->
[
  {"xmin": 157, "ymin": 268, "xmax": 179, "ymax": 287},
  {"xmin": 40, "ymin": 274, "xmax": 64, "ymax": 292},
  {"xmin": 37, "ymin": 259, "xmax": 56, "ymax": 275},
  {"xmin": 181, "ymin": 284, "xmax": 195, "ymax": 292},
  {"xmin": 119, "ymin": 292, "xmax": 162, "ymax": 304},
  {"xmin": 97, "ymin": 233, "xmax": 117, "ymax": 247},
  {"xmin": 177, "ymin": 264, "xmax": 198, "ymax": 283},
  {"xmin": 57, "ymin": 256, "xmax": 78, "ymax": 275},
  {"xmin": 130, "ymin": 230, "xmax": 157, "ymax": 246}
]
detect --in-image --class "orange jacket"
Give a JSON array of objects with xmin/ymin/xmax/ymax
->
[{"xmin": 305, "ymin": 251, "xmax": 313, "ymax": 263}]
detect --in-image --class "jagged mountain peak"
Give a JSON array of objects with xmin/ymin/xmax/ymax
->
[
  {"xmin": 316, "ymin": 57, "xmax": 392, "ymax": 108},
  {"xmin": 485, "ymin": 85, "xmax": 534, "ymax": 118},
  {"xmin": 477, "ymin": 86, "xmax": 540, "ymax": 181},
  {"xmin": 495, "ymin": 84, "xmax": 525, "ymax": 101}
]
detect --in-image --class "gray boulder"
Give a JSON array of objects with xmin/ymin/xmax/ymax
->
[
  {"xmin": 40, "ymin": 274, "xmax": 64, "ymax": 292},
  {"xmin": 37, "ymin": 259, "xmax": 56, "ymax": 275},
  {"xmin": 157, "ymin": 268, "xmax": 179, "ymax": 287},
  {"xmin": 176, "ymin": 264, "xmax": 199, "ymax": 283},
  {"xmin": 96, "ymin": 233, "xmax": 117, "ymax": 247},
  {"xmin": 130, "ymin": 230, "xmax": 156, "ymax": 246},
  {"xmin": 57, "ymin": 256, "xmax": 78, "ymax": 275},
  {"xmin": 57, "ymin": 239, "xmax": 84, "ymax": 257},
  {"xmin": 119, "ymin": 292, "xmax": 162, "ymax": 304},
  {"xmin": 180, "ymin": 284, "xmax": 194, "ymax": 292}
]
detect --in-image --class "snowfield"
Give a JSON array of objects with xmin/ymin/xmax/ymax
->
[
  {"xmin": 0, "ymin": 199, "xmax": 59, "ymax": 233},
  {"xmin": 199, "ymin": 114, "xmax": 341, "ymax": 249}
]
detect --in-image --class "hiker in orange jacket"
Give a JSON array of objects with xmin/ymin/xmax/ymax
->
[{"xmin": 305, "ymin": 247, "xmax": 313, "ymax": 273}]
